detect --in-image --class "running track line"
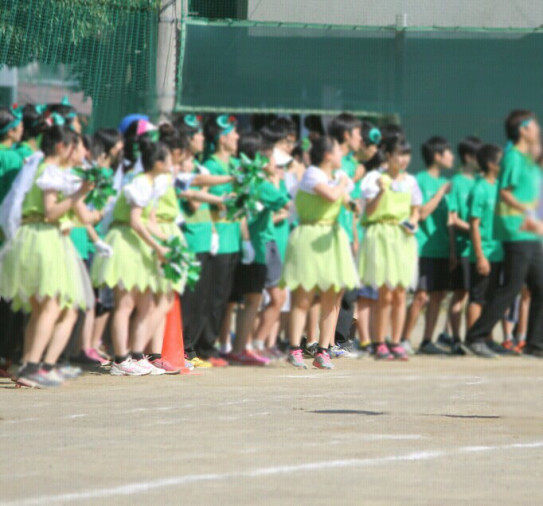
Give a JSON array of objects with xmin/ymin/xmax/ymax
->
[{"xmin": 6, "ymin": 441, "xmax": 543, "ymax": 505}]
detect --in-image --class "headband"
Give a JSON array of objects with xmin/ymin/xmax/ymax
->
[{"xmin": 0, "ymin": 104, "xmax": 23, "ymax": 135}]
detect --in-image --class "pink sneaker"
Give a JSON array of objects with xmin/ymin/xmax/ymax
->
[
  {"xmin": 151, "ymin": 359, "xmax": 181, "ymax": 375},
  {"xmin": 86, "ymin": 348, "xmax": 110, "ymax": 366},
  {"xmin": 312, "ymin": 350, "xmax": 334, "ymax": 370},
  {"xmin": 389, "ymin": 344, "xmax": 409, "ymax": 361},
  {"xmin": 110, "ymin": 359, "xmax": 150, "ymax": 376},
  {"xmin": 227, "ymin": 350, "xmax": 270, "ymax": 366}
]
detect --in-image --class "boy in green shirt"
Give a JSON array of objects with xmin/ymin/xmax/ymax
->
[
  {"xmin": 402, "ymin": 136, "xmax": 454, "ymax": 355},
  {"xmin": 466, "ymin": 110, "xmax": 543, "ymax": 358},
  {"xmin": 445, "ymin": 136, "xmax": 482, "ymax": 353}
]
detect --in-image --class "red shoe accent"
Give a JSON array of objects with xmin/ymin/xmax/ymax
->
[{"xmin": 208, "ymin": 357, "xmax": 229, "ymax": 367}]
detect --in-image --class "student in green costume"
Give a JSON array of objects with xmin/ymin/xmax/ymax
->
[
  {"xmin": 0, "ymin": 125, "xmax": 95, "ymax": 388},
  {"xmin": 402, "ymin": 136, "xmax": 454, "ymax": 355},
  {"xmin": 467, "ymin": 144, "xmax": 504, "ymax": 340},
  {"xmin": 227, "ymin": 133, "xmax": 290, "ymax": 366},
  {"xmin": 200, "ymin": 115, "xmax": 242, "ymax": 360},
  {"xmin": 445, "ymin": 136, "xmax": 483, "ymax": 354},
  {"xmin": 466, "ymin": 110, "xmax": 543, "ymax": 358},
  {"xmin": 283, "ymin": 136, "xmax": 359, "ymax": 370}
]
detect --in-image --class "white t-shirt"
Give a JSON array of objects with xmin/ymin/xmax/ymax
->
[{"xmin": 360, "ymin": 170, "xmax": 422, "ymax": 206}]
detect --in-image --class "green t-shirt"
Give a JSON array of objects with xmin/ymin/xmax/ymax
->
[
  {"xmin": 495, "ymin": 147, "xmax": 541, "ymax": 242},
  {"xmin": 180, "ymin": 185, "xmax": 213, "ymax": 254},
  {"xmin": 248, "ymin": 180, "xmax": 290, "ymax": 264},
  {"xmin": 273, "ymin": 178, "xmax": 290, "ymax": 261},
  {"xmin": 0, "ymin": 143, "xmax": 23, "ymax": 205},
  {"xmin": 204, "ymin": 155, "xmax": 241, "ymax": 254},
  {"xmin": 468, "ymin": 177, "xmax": 503, "ymax": 263},
  {"xmin": 415, "ymin": 170, "xmax": 450, "ymax": 258},
  {"xmin": 14, "ymin": 142, "xmax": 34, "ymax": 161},
  {"xmin": 337, "ymin": 153, "xmax": 358, "ymax": 243},
  {"xmin": 448, "ymin": 172, "xmax": 476, "ymax": 258}
]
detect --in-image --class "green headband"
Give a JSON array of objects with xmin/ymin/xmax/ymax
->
[
  {"xmin": 368, "ymin": 127, "xmax": 382, "ymax": 145},
  {"xmin": 184, "ymin": 114, "xmax": 202, "ymax": 131},
  {"xmin": 0, "ymin": 104, "xmax": 23, "ymax": 135},
  {"xmin": 216, "ymin": 115, "xmax": 236, "ymax": 138}
]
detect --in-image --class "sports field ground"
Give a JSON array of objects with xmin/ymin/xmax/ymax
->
[{"xmin": 2, "ymin": 350, "xmax": 542, "ymax": 505}]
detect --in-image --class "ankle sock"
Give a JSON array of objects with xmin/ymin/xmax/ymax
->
[
  {"xmin": 115, "ymin": 354, "xmax": 129, "ymax": 364},
  {"xmin": 131, "ymin": 352, "xmax": 144, "ymax": 361},
  {"xmin": 42, "ymin": 363, "xmax": 55, "ymax": 372},
  {"xmin": 147, "ymin": 353, "xmax": 161, "ymax": 361},
  {"xmin": 23, "ymin": 362, "xmax": 40, "ymax": 375}
]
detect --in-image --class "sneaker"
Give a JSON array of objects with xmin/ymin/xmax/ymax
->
[
  {"xmin": 374, "ymin": 343, "xmax": 394, "ymax": 361},
  {"xmin": 208, "ymin": 356, "xmax": 229, "ymax": 367},
  {"xmin": 418, "ymin": 341, "xmax": 450, "ymax": 356},
  {"xmin": 57, "ymin": 364, "xmax": 83, "ymax": 379},
  {"xmin": 16, "ymin": 368, "xmax": 63, "ymax": 388},
  {"xmin": 227, "ymin": 350, "xmax": 270, "ymax": 366},
  {"xmin": 303, "ymin": 342, "xmax": 318, "ymax": 358},
  {"xmin": 329, "ymin": 345, "xmax": 348, "ymax": 359},
  {"xmin": 356, "ymin": 342, "xmax": 372, "ymax": 358},
  {"xmin": 437, "ymin": 333, "xmax": 454, "ymax": 348},
  {"xmin": 514, "ymin": 340, "xmax": 526, "ymax": 354},
  {"xmin": 150, "ymin": 359, "xmax": 181, "ymax": 375},
  {"xmin": 287, "ymin": 348, "xmax": 308, "ymax": 369},
  {"xmin": 466, "ymin": 342, "xmax": 498, "ymax": 358},
  {"xmin": 110, "ymin": 359, "xmax": 151, "ymax": 376},
  {"xmin": 487, "ymin": 340, "xmax": 516, "ymax": 356},
  {"xmin": 335, "ymin": 341, "xmax": 362, "ymax": 359},
  {"xmin": 313, "ymin": 350, "xmax": 334, "ymax": 370},
  {"xmin": 72, "ymin": 350, "xmax": 102, "ymax": 366},
  {"xmin": 389, "ymin": 344, "xmax": 409, "ymax": 361},
  {"xmin": 502, "ymin": 339, "xmax": 515, "ymax": 352},
  {"xmin": 450, "ymin": 341, "xmax": 472, "ymax": 356},
  {"xmin": 87, "ymin": 348, "xmax": 111, "ymax": 366},
  {"xmin": 189, "ymin": 357, "xmax": 213, "ymax": 369},
  {"xmin": 400, "ymin": 340, "xmax": 416, "ymax": 356},
  {"xmin": 267, "ymin": 346, "xmax": 286, "ymax": 360}
]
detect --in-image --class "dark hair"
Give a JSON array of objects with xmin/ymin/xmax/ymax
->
[
  {"xmin": 203, "ymin": 114, "xmax": 237, "ymax": 147},
  {"xmin": 158, "ymin": 122, "xmax": 177, "ymax": 140},
  {"xmin": 92, "ymin": 129, "xmax": 123, "ymax": 160},
  {"xmin": 379, "ymin": 124, "xmax": 405, "ymax": 143},
  {"xmin": 172, "ymin": 113, "xmax": 201, "ymax": 138},
  {"xmin": 123, "ymin": 120, "xmax": 156, "ymax": 168},
  {"xmin": 21, "ymin": 104, "xmax": 47, "ymax": 141},
  {"xmin": 309, "ymin": 135, "xmax": 336, "ymax": 166},
  {"xmin": 421, "ymin": 136, "xmax": 451, "ymax": 167},
  {"xmin": 139, "ymin": 140, "xmax": 170, "ymax": 173},
  {"xmin": 304, "ymin": 115, "xmax": 324, "ymax": 136},
  {"xmin": 327, "ymin": 113, "xmax": 362, "ymax": 145},
  {"xmin": 505, "ymin": 109, "xmax": 536, "ymax": 143},
  {"xmin": 41, "ymin": 125, "xmax": 77, "ymax": 157},
  {"xmin": 361, "ymin": 120, "xmax": 382, "ymax": 146},
  {"xmin": 260, "ymin": 122, "xmax": 289, "ymax": 145},
  {"xmin": 457, "ymin": 136, "xmax": 483, "ymax": 165},
  {"xmin": 476, "ymin": 144, "xmax": 503, "ymax": 174},
  {"xmin": 271, "ymin": 117, "xmax": 297, "ymax": 137},
  {"xmin": 382, "ymin": 135, "xmax": 411, "ymax": 156},
  {"xmin": 161, "ymin": 134, "xmax": 189, "ymax": 152},
  {"xmin": 0, "ymin": 108, "xmax": 18, "ymax": 141},
  {"xmin": 365, "ymin": 149, "xmax": 386, "ymax": 171},
  {"xmin": 238, "ymin": 132, "xmax": 264, "ymax": 160}
]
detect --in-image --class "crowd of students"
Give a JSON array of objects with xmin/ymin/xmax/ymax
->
[{"xmin": 0, "ymin": 100, "xmax": 542, "ymax": 388}]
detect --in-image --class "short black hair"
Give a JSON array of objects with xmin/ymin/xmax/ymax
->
[
  {"xmin": 139, "ymin": 140, "xmax": 170, "ymax": 173},
  {"xmin": 457, "ymin": 136, "xmax": 483, "ymax": 165},
  {"xmin": 41, "ymin": 125, "xmax": 77, "ymax": 157},
  {"xmin": 476, "ymin": 144, "xmax": 503, "ymax": 174},
  {"xmin": 260, "ymin": 121, "xmax": 289, "ymax": 145},
  {"xmin": 327, "ymin": 113, "xmax": 361, "ymax": 145},
  {"xmin": 382, "ymin": 135, "xmax": 411, "ymax": 156},
  {"xmin": 309, "ymin": 135, "xmax": 336, "ymax": 166},
  {"xmin": 92, "ymin": 128, "xmax": 123, "ymax": 160},
  {"xmin": 238, "ymin": 132, "xmax": 263, "ymax": 160},
  {"xmin": 21, "ymin": 104, "xmax": 47, "ymax": 141},
  {"xmin": 379, "ymin": 123, "xmax": 405, "ymax": 144},
  {"xmin": 421, "ymin": 136, "xmax": 451, "ymax": 167},
  {"xmin": 271, "ymin": 117, "xmax": 297, "ymax": 137},
  {"xmin": 0, "ymin": 108, "xmax": 18, "ymax": 142},
  {"xmin": 365, "ymin": 149, "xmax": 386, "ymax": 171},
  {"xmin": 505, "ymin": 109, "xmax": 536, "ymax": 143}
]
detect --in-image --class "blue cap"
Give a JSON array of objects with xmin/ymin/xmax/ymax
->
[{"xmin": 118, "ymin": 114, "xmax": 149, "ymax": 135}]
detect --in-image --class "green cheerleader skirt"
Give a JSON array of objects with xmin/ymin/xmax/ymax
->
[
  {"xmin": 0, "ymin": 223, "xmax": 94, "ymax": 313},
  {"xmin": 358, "ymin": 223, "xmax": 418, "ymax": 290},
  {"xmin": 281, "ymin": 223, "xmax": 359, "ymax": 293},
  {"xmin": 91, "ymin": 224, "xmax": 158, "ymax": 293}
]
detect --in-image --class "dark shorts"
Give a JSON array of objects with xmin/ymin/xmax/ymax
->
[
  {"xmin": 417, "ymin": 257, "xmax": 451, "ymax": 292},
  {"xmin": 357, "ymin": 286, "xmax": 379, "ymax": 300},
  {"xmin": 469, "ymin": 262, "xmax": 503, "ymax": 305},
  {"xmin": 451, "ymin": 256, "xmax": 471, "ymax": 291}
]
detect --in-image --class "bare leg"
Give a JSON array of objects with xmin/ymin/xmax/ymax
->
[
  {"xmin": 25, "ymin": 297, "xmax": 62, "ymax": 364},
  {"xmin": 79, "ymin": 308, "xmax": 95, "ymax": 352},
  {"xmin": 422, "ymin": 291, "xmax": 447, "ymax": 342},
  {"xmin": 234, "ymin": 293, "xmax": 262, "ymax": 353},
  {"xmin": 219, "ymin": 302, "xmax": 236, "ymax": 347},
  {"xmin": 318, "ymin": 289, "xmax": 343, "ymax": 349},
  {"xmin": 375, "ymin": 286, "xmax": 393, "ymax": 344},
  {"xmin": 111, "ymin": 288, "xmax": 135, "ymax": 357},
  {"xmin": 146, "ymin": 293, "xmax": 174, "ymax": 354},
  {"xmin": 130, "ymin": 290, "xmax": 154, "ymax": 354},
  {"xmin": 22, "ymin": 298, "xmax": 40, "ymax": 363},
  {"xmin": 91, "ymin": 312, "xmax": 110, "ymax": 349},
  {"xmin": 254, "ymin": 286, "xmax": 286, "ymax": 348},
  {"xmin": 43, "ymin": 308, "xmax": 78, "ymax": 364},
  {"xmin": 306, "ymin": 298, "xmax": 320, "ymax": 345},
  {"xmin": 402, "ymin": 290, "xmax": 428, "ymax": 342},
  {"xmin": 467, "ymin": 302, "xmax": 482, "ymax": 330},
  {"xmin": 356, "ymin": 297, "xmax": 373, "ymax": 346},
  {"xmin": 448, "ymin": 290, "xmax": 468, "ymax": 340},
  {"xmin": 390, "ymin": 287, "xmax": 406, "ymax": 344},
  {"xmin": 289, "ymin": 287, "xmax": 315, "ymax": 347}
]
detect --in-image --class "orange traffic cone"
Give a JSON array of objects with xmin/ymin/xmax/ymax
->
[{"xmin": 162, "ymin": 293, "xmax": 187, "ymax": 371}]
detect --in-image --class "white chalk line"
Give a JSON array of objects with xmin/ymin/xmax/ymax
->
[{"xmin": 6, "ymin": 441, "xmax": 543, "ymax": 505}]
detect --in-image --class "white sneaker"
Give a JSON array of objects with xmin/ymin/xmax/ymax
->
[
  {"xmin": 132, "ymin": 358, "xmax": 155, "ymax": 375},
  {"xmin": 146, "ymin": 360, "xmax": 166, "ymax": 376},
  {"xmin": 57, "ymin": 365, "xmax": 83, "ymax": 379},
  {"xmin": 110, "ymin": 359, "xmax": 150, "ymax": 376},
  {"xmin": 184, "ymin": 359, "xmax": 195, "ymax": 371}
]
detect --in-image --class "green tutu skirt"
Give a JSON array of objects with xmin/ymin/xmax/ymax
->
[
  {"xmin": 281, "ymin": 223, "xmax": 359, "ymax": 293},
  {"xmin": 91, "ymin": 224, "xmax": 158, "ymax": 293},
  {"xmin": 358, "ymin": 223, "xmax": 418, "ymax": 290},
  {"xmin": 155, "ymin": 222, "xmax": 186, "ymax": 295},
  {"xmin": 0, "ymin": 223, "xmax": 94, "ymax": 313}
]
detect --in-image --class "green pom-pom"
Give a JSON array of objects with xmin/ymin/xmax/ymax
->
[
  {"xmin": 72, "ymin": 166, "xmax": 116, "ymax": 211},
  {"xmin": 159, "ymin": 236, "xmax": 201, "ymax": 290}
]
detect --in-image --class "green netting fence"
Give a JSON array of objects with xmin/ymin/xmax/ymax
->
[
  {"xmin": 177, "ymin": 15, "xmax": 543, "ymax": 168},
  {"xmin": 0, "ymin": 0, "xmax": 159, "ymax": 129}
]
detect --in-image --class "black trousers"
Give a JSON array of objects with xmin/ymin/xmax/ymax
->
[
  {"xmin": 0, "ymin": 298, "xmax": 25, "ymax": 363},
  {"xmin": 335, "ymin": 289, "xmax": 358, "ymax": 345},
  {"xmin": 466, "ymin": 241, "xmax": 543, "ymax": 351},
  {"xmin": 180, "ymin": 252, "xmax": 212, "ymax": 358},
  {"xmin": 197, "ymin": 252, "xmax": 239, "ymax": 356}
]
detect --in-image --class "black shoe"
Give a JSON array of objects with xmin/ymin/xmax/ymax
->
[
  {"xmin": 523, "ymin": 348, "xmax": 543, "ymax": 359},
  {"xmin": 466, "ymin": 342, "xmax": 498, "ymax": 358},
  {"xmin": 303, "ymin": 342, "xmax": 318, "ymax": 358},
  {"xmin": 437, "ymin": 333, "xmax": 454, "ymax": 348},
  {"xmin": 450, "ymin": 341, "xmax": 472, "ymax": 356},
  {"xmin": 418, "ymin": 341, "xmax": 449, "ymax": 355}
]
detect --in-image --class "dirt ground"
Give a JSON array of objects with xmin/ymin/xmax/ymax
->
[{"xmin": 2, "ymin": 347, "xmax": 543, "ymax": 505}]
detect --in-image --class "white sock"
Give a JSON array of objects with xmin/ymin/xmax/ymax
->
[{"xmin": 220, "ymin": 342, "xmax": 232, "ymax": 354}]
